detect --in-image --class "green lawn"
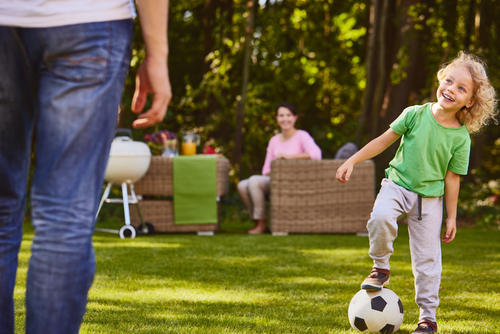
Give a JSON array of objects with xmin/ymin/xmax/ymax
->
[{"xmin": 13, "ymin": 220, "xmax": 500, "ymax": 333}]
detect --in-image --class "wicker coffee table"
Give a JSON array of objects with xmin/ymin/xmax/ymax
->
[{"xmin": 130, "ymin": 156, "xmax": 229, "ymax": 234}]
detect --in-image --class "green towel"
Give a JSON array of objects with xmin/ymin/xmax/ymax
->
[{"xmin": 173, "ymin": 156, "xmax": 218, "ymax": 225}]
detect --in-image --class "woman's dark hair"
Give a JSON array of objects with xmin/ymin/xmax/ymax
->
[{"xmin": 276, "ymin": 102, "xmax": 298, "ymax": 116}]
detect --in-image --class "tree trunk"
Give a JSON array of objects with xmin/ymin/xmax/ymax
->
[
  {"xmin": 478, "ymin": 0, "xmax": 491, "ymax": 50},
  {"xmin": 370, "ymin": 0, "xmax": 389, "ymax": 139},
  {"xmin": 235, "ymin": 0, "xmax": 257, "ymax": 179},
  {"xmin": 464, "ymin": 0, "xmax": 476, "ymax": 50},
  {"xmin": 441, "ymin": 0, "xmax": 459, "ymax": 49},
  {"xmin": 372, "ymin": 0, "xmax": 434, "ymax": 182},
  {"xmin": 464, "ymin": 0, "xmax": 492, "ymax": 183},
  {"xmin": 198, "ymin": 0, "xmax": 234, "ymax": 133},
  {"xmin": 356, "ymin": 0, "xmax": 382, "ymax": 144}
]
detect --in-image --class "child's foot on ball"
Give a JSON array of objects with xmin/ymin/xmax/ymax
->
[
  {"xmin": 360, "ymin": 268, "xmax": 390, "ymax": 291},
  {"xmin": 411, "ymin": 320, "xmax": 437, "ymax": 333}
]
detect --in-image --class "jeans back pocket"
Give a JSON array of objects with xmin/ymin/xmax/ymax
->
[{"xmin": 40, "ymin": 22, "xmax": 110, "ymax": 83}]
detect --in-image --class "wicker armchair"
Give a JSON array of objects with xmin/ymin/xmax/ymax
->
[
  {"xmin": 269, "ymin": 159, "xmax": 375, "ymax": 234},
  {"xmin": 129, "ymin": 156, "xmax": 229, "ymax": 233}
]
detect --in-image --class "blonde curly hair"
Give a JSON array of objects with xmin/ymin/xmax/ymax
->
[{"xmin": 437, "ymin": 51, "xmax": 498, "ymax": 133}]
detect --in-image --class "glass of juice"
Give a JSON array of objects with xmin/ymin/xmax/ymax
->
[{"xmin": 181, "ymin": 131, "xmax": 200, "ymax": 156}]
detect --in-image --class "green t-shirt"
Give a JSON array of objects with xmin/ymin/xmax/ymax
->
[{"xmin": 385, "ymin": 103, "xmax": 471, "ymax": 197}]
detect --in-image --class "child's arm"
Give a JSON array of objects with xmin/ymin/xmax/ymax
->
[
  {"xmin": 442, "ymin": 169, "xmax": 460, "ymax": 243},
  {"xmin": 336, "ymin": 128, "xmax": 401, "ymax": 183}
]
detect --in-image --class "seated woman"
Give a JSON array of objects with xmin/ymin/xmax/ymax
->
[{"xmin": 237, "ymin": 102, "xmax": 322, "ymax": 234}]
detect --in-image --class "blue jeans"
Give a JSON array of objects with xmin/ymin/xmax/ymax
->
[{"xmin": 0, "ymin": 20, "xmax": 133, "ymax": 334}]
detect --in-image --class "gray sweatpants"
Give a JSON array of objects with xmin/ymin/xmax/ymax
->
[{"xmin": 368, "ymin": 178, "xmax": 443, "ymax": 322}]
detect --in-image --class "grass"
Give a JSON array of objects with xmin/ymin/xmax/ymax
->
[{"xmin": 13, "ymin": 216, "xmax": 500, "ymax": 333}]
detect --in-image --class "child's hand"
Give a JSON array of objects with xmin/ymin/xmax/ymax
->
[
  {"xmin": 441, "ymin": 217, "xmax": 457, "ymax": 243},
  {"xmin": 336, "ymin": 162, "xmax": 353, "ymax": 183}
]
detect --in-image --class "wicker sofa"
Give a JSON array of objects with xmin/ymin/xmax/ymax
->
[
  {"xmin": 269, "ymin": 159, "xmax": 375, "ymax": 234},
  {"xmin": 129, "ymin": 156, "xmax": 229, "ymax": 233}
]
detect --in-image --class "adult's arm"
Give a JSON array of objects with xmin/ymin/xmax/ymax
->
[
  {"xmin": 336, "ymin": 128, "xmax": 401, "ymax": 183},
  {"xmin": 302, "ymin": 131, "xmax": 322, "ymax": 160},
  {"xmin": 131, "ymin": 0, "xmax": 172, "ymax": 129},
  {"xmin": 275, "ymin": 152, "xmax": 311, "ymax": 160},
  {"xmin": 276, "ymin": 131, "xmax": 321, "ymax": 160},
  {"xmin": 261, "ymin": 144, "xmax": 273, "ymax": 176},
  {"xmin": 442, "ymin": 169, "xmax": 460, "ymax": 243}
]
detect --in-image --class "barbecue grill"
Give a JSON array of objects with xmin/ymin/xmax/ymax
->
[{"xmin": 95, "ymin": 129, "xmax": 152, "ymax": 239}]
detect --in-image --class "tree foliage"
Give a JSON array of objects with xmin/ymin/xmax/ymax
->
[{"xmin": 121, "ymin": 0, "xmax": 500, "ymax": 196}]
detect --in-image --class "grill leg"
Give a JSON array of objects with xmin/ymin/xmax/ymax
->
[
  {"xmin": 96, "ymin": 182, "xmax": 113, "ymax": 219},
  {"xmin": 122, "ymin": 182, "xmax": 131, "ymax": 226},
  {"xmin": 130, "ymin": 184, "xmax": 147, "ymax": 233}
]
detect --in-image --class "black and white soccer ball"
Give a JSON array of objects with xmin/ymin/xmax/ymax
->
[{"xmin": 348, "ymin": 288, "xmax": 404, "ymax": 333}]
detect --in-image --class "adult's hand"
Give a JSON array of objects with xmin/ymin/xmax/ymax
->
[
  {"xmin": 275, "ymin": 153, "xmax": 289, "ymax": 160},
  {"xmin": 132, "ymin": 0, "xmax": 171, "ymax": 129},
  {"xmin": 131, "ymin": 56, "xmax": 172, "ymax": 129}
]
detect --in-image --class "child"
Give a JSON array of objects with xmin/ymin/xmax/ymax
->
[{"xmin": 336, "ymin": 51, "xmax": 497, "ymax": 334}]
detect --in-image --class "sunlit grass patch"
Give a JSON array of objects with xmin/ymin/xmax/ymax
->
[{"xmin": 12, "ymin": 222, "xmax": 500, "ymax": 333}]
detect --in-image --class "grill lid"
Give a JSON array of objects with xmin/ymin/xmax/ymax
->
[{"xmin": 109, "ymin": 137, "xmax": 151, "ymax": 157}]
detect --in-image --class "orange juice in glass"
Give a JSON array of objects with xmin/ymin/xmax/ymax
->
[
  {"xmin": 181, "ymin": 142, "xmax": 197, "ymax": 155},
  {"xmin": 181, "ymin": 131, "xmax": 200, "ymax": 156}
]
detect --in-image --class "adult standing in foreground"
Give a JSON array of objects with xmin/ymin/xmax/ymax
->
[{"xmin": 0, "ymin": 1, "xmax": 172, "ymax": 333}]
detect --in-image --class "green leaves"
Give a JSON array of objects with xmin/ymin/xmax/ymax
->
[{"xmin": 119, "ymin": 0, "xmax": 500, "ymax": 189}]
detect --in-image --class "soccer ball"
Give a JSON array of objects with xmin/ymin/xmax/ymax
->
[{"xmin": 348, "ymin": 288, "xmax": 404, "ymax": 333}]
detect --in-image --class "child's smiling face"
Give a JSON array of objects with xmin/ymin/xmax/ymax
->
[{"xmin": 436, "ymin": 66, "xmax": 475, "ymax": 112}]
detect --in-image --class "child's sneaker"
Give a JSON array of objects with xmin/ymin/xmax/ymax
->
[
  {"xmin": 360, "ymin": 268, "xmax": 390, "ymax": 291},
  {"xmin": 411, "ymin": 320, "xmax": 438, "ymax": 333}
]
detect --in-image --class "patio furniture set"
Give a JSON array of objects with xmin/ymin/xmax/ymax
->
[{"xmin": 123, "ymin": 156, "xmax": 375, "ymax": 236}]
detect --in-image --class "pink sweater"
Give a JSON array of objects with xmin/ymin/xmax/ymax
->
[{"xmin": 262, "ymin": 129, "xmax": 322, "ymax": 175}]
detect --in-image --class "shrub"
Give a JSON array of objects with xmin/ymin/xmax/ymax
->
[{"xmin": 459, "ymin": 173, "xmax": 500, "ymax": 228}]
